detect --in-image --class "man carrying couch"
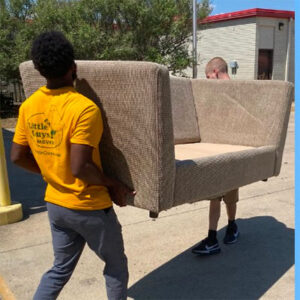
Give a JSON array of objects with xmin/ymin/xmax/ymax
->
[
  {"xmin": 11, "ymin": 31, "xmax": 135, "ymax": 299},
  {"xmin": 192, "ymin": 57, "xmax": 239, "ymax": 255}
]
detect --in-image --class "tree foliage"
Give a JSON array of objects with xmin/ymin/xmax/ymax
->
[
  {"xmin": 0, "ymin": 0, "xmax": 212, "ymax": 81},
  {"xmin": 198, "ymin": 0, "xmax": 213, "ymax": 20}
]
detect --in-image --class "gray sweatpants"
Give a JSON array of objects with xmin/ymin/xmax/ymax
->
[{"xmin": 33, "ymin": 202, "xmax": 128, "ymax": 300}]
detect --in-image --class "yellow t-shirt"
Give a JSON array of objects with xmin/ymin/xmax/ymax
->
[{"xmin": 13, "ymin": 86, "xmax": 112, "ymax": 210}]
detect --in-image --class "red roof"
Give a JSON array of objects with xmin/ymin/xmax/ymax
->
[{"xmin": 200, "ymin": 8, "xmax": 295, "ymax": 24}]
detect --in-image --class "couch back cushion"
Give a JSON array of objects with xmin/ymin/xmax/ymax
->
[
  {"xmin": 170, "ymin": 76, "xmax": 200, "ymax": 144},
  {"xmin": 19, "ymin": 60, "xmax": 176, "ymax": 212},
  {"xmin": 191, "ymin": 79, "xmax": 293, "ymax": 175}
]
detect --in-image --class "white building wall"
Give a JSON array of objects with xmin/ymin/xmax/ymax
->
[
  {"xmin": 257, "ymin": 17, "xmax": 289, "ymax": 81},
  {"xmin": 258, "ymin": 26, "xmax": 274, "ymax": 49},
  {"xmin": 195, "ymin": 18, "xmax": 257, "ymax": 79},
  {"xmin": 190, "ymin": 15, "xmax": 295, "ymax": 83}
]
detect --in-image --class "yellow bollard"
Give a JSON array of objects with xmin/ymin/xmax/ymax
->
[
  {"xmin": 0, "ymin": 119, "xmax": 11, "ymax": 207},
  {"xmin": 0, "ymin": 118, "xmax": 23, "ymax": 225}
]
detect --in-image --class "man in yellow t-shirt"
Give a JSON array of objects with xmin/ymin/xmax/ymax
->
[{"xmin": 11, "ymin": 31, "xmax": 135, "ymax": 300}]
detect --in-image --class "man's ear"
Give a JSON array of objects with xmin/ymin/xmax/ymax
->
[
  {"xmin": 214, "ymin": 69, "xmax": 219, "ymax": 78},
  {"xmin": 72, "ymin": 62, "xmax": 77, "ymax": 72},
  {"xmin": 72, "ymin": 62, "xmax": 77, "ymax": 81}
]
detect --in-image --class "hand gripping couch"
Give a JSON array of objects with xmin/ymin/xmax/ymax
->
[{"xmin": 19, "ymin": 61, "xmax": 293, "ymax": 217}]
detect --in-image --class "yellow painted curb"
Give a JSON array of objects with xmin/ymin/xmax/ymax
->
[
  {"xmin": 0, "ymin": 202, "xmax": 23, "ymax": 226},
  {"xmin": 0, "ymin": 275, "xmax": 16, "ymax": 300}
]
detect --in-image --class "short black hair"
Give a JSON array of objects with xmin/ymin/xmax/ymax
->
[{"xmin": 31, "ymin": 31, "xmax": 74, "ymax": 79}]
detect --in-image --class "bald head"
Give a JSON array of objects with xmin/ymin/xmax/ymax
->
[{"xmin": 205, "ymin": 57, "xmax": 229, "ymax": 79}]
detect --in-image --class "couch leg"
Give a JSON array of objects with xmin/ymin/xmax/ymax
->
[
  {"xmin": 149, "ymin": 211, "xmax": 159, "ymax": 219},
  {"xmin": 262, "ymin": 179, "xmax": 268, "ymax": 182}
]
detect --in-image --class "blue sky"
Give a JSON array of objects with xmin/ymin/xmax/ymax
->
[{"xmin": 210, "ymin": 0, "xmax": 295, "ymax": 15}]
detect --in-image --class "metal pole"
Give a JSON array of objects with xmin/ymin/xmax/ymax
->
[
  {"xmin": 192, "ymin": 0, "xmax": 198, "ymax": 78},
  {"xmin": 285, "ymin": 18, "xmax": 293, "ymax": 82}
]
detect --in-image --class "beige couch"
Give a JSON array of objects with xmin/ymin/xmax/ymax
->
[{"xmin": 19, "ymin": 61, "xmax": 293, "ymax": 217}]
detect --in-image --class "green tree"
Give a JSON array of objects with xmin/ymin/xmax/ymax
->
[
  {"xmin": 198, "ymin": 0, "xmax": 213, "ymax": 20},
  {"xmin": 0, "ymin": 0, "xmax": 212, "ymax": 81},
  {"xmin": 0, "ymin": 0, "xmax": 34, "ymax": 81}
]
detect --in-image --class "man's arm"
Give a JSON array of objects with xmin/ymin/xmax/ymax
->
[
  {"xmin": 70, "ymin": 143, "xmax": 136, "ymax": 206},
  {"xmin": 10, "ymin": 142, "xmax": 41, "ymax": 174}
]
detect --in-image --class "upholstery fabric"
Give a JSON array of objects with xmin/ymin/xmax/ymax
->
[
  {"xmin": 19, "ymin": 61, "xmax": 293, "ymax": 214},
  {"xmin": 191, "ymin": 79, "xmax": 293, "ymax": 176},
  {"xmin": 175, "ymin": 142, "xmax": 254, "ymax": 160},
  {"xmin": 170, "ymin": 76, "xmax": 200, "ymax": 144},
  {"xmin": 174, "ymin": 145, "xmax": 276, "ymax": 208},
  {"xmin": 19, "ymin": 60, "xmax": 176, "ymax": 213}
]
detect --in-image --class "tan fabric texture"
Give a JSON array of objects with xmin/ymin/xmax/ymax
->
[
  {"xmin": 19, "ymin": 61, "xmax": 46, "ymax": 97},
  {"xmin": 19, "ymin": 60, "xmax": 176, "ymax": 213},
  {"xmin": 191, "ymin": 79, "xmax": 293, "ymax": 176},
  {"xmin": 170, "ymin": 76, "xmax": 200, "ymax": 144},
  {"xmin": 175, "ymin": 142, "xmax": 254, "ymax": 160},
  {"xmin": 19, "ymin": 61, "xmax": 293, "ymax": 214},
  {"xmin": 174, "ymin": 145, "xmax": 276, "ymax": 208}
]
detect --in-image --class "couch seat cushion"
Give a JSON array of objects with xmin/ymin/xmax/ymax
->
[
  {"xmin": 175, "ymin": 143, "xmax": 254, "ymax": 160},
  {"xmin": 174, "ymin": 143, "xmax": 276, "ymax": 207}
]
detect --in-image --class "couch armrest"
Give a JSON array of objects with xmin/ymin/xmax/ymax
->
[
  {"xmin": 191, "ymin": 79, "xmax": 293, "ymax": 175},
  {"xmin": 19, "ymin": 60, "xmax": 176, "ymax": 212}
]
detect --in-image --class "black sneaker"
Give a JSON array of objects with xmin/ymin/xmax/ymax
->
[
  {"xmin": 223, "ymin": 223, "xmax": 239, "ymax": 244},
  {"xmin": 192, "ymin": 237, "xmax": 221, "ymax": 255}
]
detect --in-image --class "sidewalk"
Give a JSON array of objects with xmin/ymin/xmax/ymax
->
[{"xmin": 0, "ymin": 113, "xmax": 294, "ymax": 300}]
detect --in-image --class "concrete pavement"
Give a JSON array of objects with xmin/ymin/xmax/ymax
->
[{"xmin": 0, "ymin": 113, "xmax": 294, "ymax": 300}]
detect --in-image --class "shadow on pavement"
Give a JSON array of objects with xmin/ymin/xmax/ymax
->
[
  {"xmin": 128, "ymin": 216, "xmax": 294, "ymax": 300},
  {"xmin": 3, "ymin": 129, "xmax": 46, "ymax": 218}
]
